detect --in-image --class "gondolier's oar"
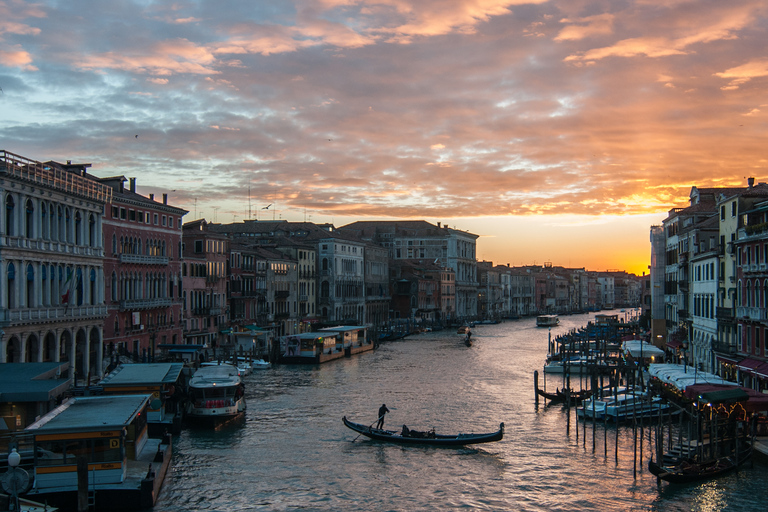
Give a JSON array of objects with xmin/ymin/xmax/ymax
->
[{"xmin": 352, "ymin": 415, "xmax": 384, "ymax": 442}]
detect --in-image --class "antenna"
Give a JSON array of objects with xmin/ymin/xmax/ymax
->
[{"xmin": 212, "ymin": 206, "xmax": 220, "ymax": 222}]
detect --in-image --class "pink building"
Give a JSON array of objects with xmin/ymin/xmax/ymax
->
[{"xmin": 100, "ymin": 177, "xmax": 186, "ymax": 362}]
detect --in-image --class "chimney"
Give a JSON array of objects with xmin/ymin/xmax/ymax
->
[
  {"xmin": 437, "ymin": 222, "xmax": 441, "ymax": 228},
  {"xmin": 748, "ymin": 177, "xmax": 755, "ymax": 188},
  {"xmin": 163, "ymin": 193, "xmax": 168, "ymax": 205},
  {"xmin": 130, "ymin": 177, "xmax": 136, "ymax": 193},
  {"xmin": 149, "ymin": 193, "xmax": 154, "ymax": 201}
]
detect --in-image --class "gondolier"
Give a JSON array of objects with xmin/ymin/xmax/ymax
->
[{"xmin": 376, "ymin": 404, "xmax": 389, "ymax": 429}]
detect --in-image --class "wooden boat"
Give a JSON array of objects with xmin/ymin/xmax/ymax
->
[
  {"xmin": 342, "ymin": 417, "xmax": 504, "ymax": 446},
  {"xmin": 648, "ymin": 446, "xmax": 752, "ymax": 483},
  {"xmin": 536, "ymin": 387, "xmax": 591, "ymax": 404}
]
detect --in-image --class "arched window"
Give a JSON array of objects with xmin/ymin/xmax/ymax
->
[
  {"xmin": 7, "ymin": 262, "xmax": 16, "ymax": 308},
  {"xmin": 41, "ymin": 264, "xmax": 48, "ymax": 306},
  {"xmin": 49, "ymin": 204, "xmax": 57, "ymax": 240},
  {"xmin": 40, "ymin": 200, "xmax": 48, "ymax": 239},
  {"xmin": 88, "ymin": 213, "xmax": 96, "ymax": 247},
  {"xmin": 74, "ymin": 211, "xmax": 82, "ymax": 245},
  {"xmin": 26, "ymin": 263, "xmax": 35, "ymax": 307},
  {"xmin": 5, "ymin": 195, "xmax": 15, "ymax": 236},
  {"xmin": 25, "ymin": 199, "xmax": 34, "ymax": 238},
  {"xmin": 745, "ymin": 281, "xmax": 751, "ymax": 307},
  {"xmin": 90, "ymin": 268, "xmax": 97, "ymax": 305},
  {"xmin": 112, "ymin": 234, "xmax": 117, "ymax": 255},
  {"xmin": 111, "ymin": 271, "xmax": 118, "ymax": 301}
]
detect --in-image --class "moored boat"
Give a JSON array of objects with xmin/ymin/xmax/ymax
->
[
  {"xmin": 648, "ymin": 445, "xmax": 752, "ymax": 483},
  {"xmin": 342, "ymin": 416, "xmax": 504, "ymax": 446},
  {"xmin": 186, "ymin": 364, "xmax": 246, "ymax": 427}
]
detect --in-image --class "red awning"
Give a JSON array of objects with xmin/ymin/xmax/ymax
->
[
  {"xmin": 754, "ymin": 362, "xmax": 768, "ymax": 378},
  {"xmin": 737, "ymin": 357, "xmax": 766, "ymax": 371},
  {"xmin": 666, "ymin": 339, "xmax": 683, "ymax": 349},
  {"xmin": 716, "ymin": 355, "xmax": 740, "ymax": 364},
  {"xmin": 685, "ymin": 384, "xmax": 768, "ymax": 412}
]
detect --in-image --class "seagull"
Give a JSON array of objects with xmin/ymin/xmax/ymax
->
[{"xmin": 262, "ymin": 204, "xmax": 272, "ymax": 209}]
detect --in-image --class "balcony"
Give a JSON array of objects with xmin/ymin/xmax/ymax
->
[
  {"xmin": 736, "ymin": 306, "xmax": 766, "ymax": 321},
  {"xmin": 711, "ymin": 339, "xmax": 738, "ymax": 356},
  {"xmin": 275, "ymin": 290, "xmax": 290, "ymax": 299},
  {"xmin": 716, "ymin": 307, "xmax": 735, "ymax": 322},
  {"xmin": 120, "ymin": 297, "xmax": 173, "ymax": 310},
  {"xmin": 119, "ymin": 254, "xmax": 169, "ymax": 265},
  {"xmin": 5, "ymin": 305, "xmax": 108, "ymax": 325}
]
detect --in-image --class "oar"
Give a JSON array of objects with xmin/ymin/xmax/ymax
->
[{"xmin": 353, "ymin": 415, "xmax": 384, "ymax": 442}]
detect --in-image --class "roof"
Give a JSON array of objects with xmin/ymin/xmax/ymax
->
[
  {"xmin": 25, "ymin": 395, "xmax": 150, "ymax": 434},
  {"xmin": 684, "ymin": 384, "xmax": 768, "ymax": 412},
  {"xmin": 0, "ymin": 363, "xmax": 72, "ymax": 402},
  {"xmin": 621, "ymin": 340, "xmax": 665, "ymax": 358},
  {"xmin": 99, "ymin": 363, "xmax": 184, "ymax": 387}
]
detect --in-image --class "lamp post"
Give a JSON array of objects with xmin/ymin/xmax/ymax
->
[{"xmin": 7, "ymin": 448, "xmax": 21, "ymax": 511}]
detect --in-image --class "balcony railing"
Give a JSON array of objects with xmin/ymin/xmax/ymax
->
[
  {"xmin": 716, "ymin": 307, "xmax": 735, "ymax": 322},
  {"xmin": 711, "ymin": 339, "xmax": 738, "ymax": 355},
  {"xmin": 736, "ymin": 306, "xmax": 766, "ymax": 321},
  {"xmin": 119, "ymin": 254, "xmax": 169, "ymax": 265},
  {"xmin": 119, "ymin": 297, "xmax": 173, "ymax": 310},
  {"xmin": 5, "ymin": 305, "xmax": 108, "ymax": 324},
  {"xmin": 275, "ymin": 290, "xmax": 290, "ymax": 299}
]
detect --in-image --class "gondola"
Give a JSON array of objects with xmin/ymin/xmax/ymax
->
[
  {"xmin": 536, "ymin": 387, "xmax": 592, "ymax": 404},
  {"xmin": 648, "ymin": 446, "xmax": 752, "ymax": 483},
  {"xmin": 343, "ymin": 416, "xmax": 504, "ymax": 446}
]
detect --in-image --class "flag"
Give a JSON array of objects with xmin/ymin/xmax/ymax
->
[{"xmin": 62, "ymin": 271, "xmax": 72, "ymax": 304}]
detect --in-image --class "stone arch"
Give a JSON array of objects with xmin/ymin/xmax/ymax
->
[
  {"xmin": 25, "ymin": 333, "xmax": 40, "ymax": 362},
  {"xmin": 74, "ymin": 327, "xmax": 88, "ymax": 381},
  {"xmin": 5, "ymin": 335, "xmax": 21, "ymax": 363},
  {"xmin": 88, "ymin": 326, "xmax": 102, "ymax": 379},
  {"xmin": 59, "ymin": 329, "xmax": 73, "ymax": 364},
  {"xmin": 43, "ymin": 331, "xmax": 57, "ymax": 362}
]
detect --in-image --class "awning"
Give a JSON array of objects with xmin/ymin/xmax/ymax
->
[
  {"xmin": 715, "ymin": 355, "xmax": 740, "ymax": 364},
  {"xmin": 737, "ymin": 357, "xmax": 766, "ymax": 371},
  {"xmin": 666, "ymin": 339, "xmax": 683, "ymax": 349},
  {"xmin": 754, "ymin": 363, "xmax": 768, "ymax": 378}
]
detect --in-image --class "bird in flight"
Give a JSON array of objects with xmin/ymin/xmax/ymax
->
[{"xmin": 263, "ymin": 204, "xmax": 272, "ymax": 209}]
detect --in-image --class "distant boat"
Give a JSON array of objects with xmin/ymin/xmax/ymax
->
[{"xmin": 537, "ymin": 315, "xmax": 560, "ymax": 327}]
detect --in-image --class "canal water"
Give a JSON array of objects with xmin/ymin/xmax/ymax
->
[{"xmin": 155, "ymin": 313, "xmax": 768, "ymax": 511}]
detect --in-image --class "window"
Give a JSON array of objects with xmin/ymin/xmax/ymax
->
[{"xmin": 731, "ymin": 201, "xmax": 737, "ymax": 217}]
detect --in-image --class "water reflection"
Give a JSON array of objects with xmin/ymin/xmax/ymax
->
[{"xmin": 156, "ymin": 314, "xmax": 768, "ymax": 511}]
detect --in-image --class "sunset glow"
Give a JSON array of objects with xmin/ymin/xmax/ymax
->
[{"xmin": 2, "ymin": 1, "xmax": 766, "ymax": 275}]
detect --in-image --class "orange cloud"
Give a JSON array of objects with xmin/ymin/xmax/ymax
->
[
  {"xmin": 0, "ymin": 46, "xmax": 36, "ymax": 70},
  {"xmin": 555, "ymin": 13, "xmax": 614, "ymax": 42},
  {"xmin": 715, "ymin": 59, "xmax": 768, "ymax": 90}
]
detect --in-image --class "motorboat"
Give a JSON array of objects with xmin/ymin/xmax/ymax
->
[
  {"xmin": 537, "ymin": 315, "xmax": 560, "ymax": 327},
  {"xmin": 578, "ymin": 388, "xmax": 670, "ymax": 422},
  {"xmin": 186, "ymin": 364, "xmax": 246, "ymax": 427}
]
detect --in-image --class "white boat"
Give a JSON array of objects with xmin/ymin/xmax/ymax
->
[
  {"xmin": 537, "ymin": 315, "xmax": 559, "ymax": 327},
  {"xmin": 578, "ymin": 389, "xmax": 670, "ymax": 422},
  {"xmin": 251, "ymin": 358, "xmax": 271, "ymax": 369},
  {"xmin": 201, "ymin": 360, "xmax": 251, "ymax": 377},
  {"xmin": 543, "ymin": 357, "xmax": 607, "ymax": 374},
  {"xmin": 186, "ymin": 364, "xmax": 246, "ymax": 427}
]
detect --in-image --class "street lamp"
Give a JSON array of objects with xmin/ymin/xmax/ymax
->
[{"xmin": 3, "ymin": 448, "xmax": 24, "ymax": 511}]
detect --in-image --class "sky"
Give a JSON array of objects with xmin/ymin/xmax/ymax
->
[{"xmin": 2, "ymin": 1, "xmax": 767, "ymax": 276}]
